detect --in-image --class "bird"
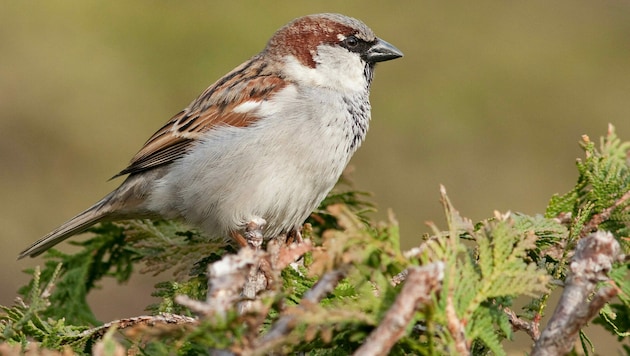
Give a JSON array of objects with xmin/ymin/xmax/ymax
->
[{"xmin": 19, "ymin": 13, "xmax": 403, "ymax": 259}]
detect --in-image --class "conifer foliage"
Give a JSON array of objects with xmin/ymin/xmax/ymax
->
[{"xmin": 1, "ymin": 126, "xmax": 628, "ymax": 355}]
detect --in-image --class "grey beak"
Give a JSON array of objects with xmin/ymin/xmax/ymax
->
[{"xmin": 366, "ymin": 38, "xmax": 403, "ymax": 63}]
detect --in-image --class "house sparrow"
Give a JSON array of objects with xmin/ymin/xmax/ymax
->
[{"xmin": 19, "ymin": 13, "xmax": 402, "ymax": 259}]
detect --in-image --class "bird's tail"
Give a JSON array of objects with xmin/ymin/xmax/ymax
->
[
  {"xmin": 18, "ymin": 193, "xmax": 117, "ymax": 259},
  {"xmin": 19, "ymin": 169, "xmax": 163, "ymax": 259}
]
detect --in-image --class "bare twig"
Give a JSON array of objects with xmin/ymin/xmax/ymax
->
[
  {"xmin": 239, "ymin": 258, "xmax": 269, "ymax": 315},
  {"xmin": 237, "ymin": 220, "xmax": 267, "ymax": 314},
  {"xmin": 580, "ymin": 190, "xmax": 630, "ymax": 237},
  {"xmin": 251, "ymin": 268, "xmax": 346, "ymax": 354},
  {"xmin": 239, "ymin": 238, "xmax": 311, "ymax": 314},
  {"xmin": 532, "ymin": 231, "xmax": 622, "ymax": 356},
  {"xmin": 504, "ymin": 307, "xmax": 540, "ymax": 341},
  {"xmin": 174, "ymin": 236, "xmax": 310, "ymax": 355},
  {"xmin": 79, "ymin": 313, "xmax": 197, "ymax": 339},
  {"xmin": 390, "ymin": 269, "xmax": 409, "ymax": 286},
  {"xmin": 272, "ymin": 239, "xmax": 313, "ymax": 271},
  {"xmin": 446, "ymin": 294, "xmax": 469, "ymax": 355},
  {"xmin": 176, "ymin": 247, "xmax": 262, "ymax": 317},
  {"xmin": 353, "ymin": 262, "xmax": 444, "ymax": 356}
]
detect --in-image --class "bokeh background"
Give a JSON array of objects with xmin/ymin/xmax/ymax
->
[{"xmin": 2, "ymin": 0, "xmax": 629, "ymax": 353}]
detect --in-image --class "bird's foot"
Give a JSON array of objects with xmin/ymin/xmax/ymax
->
[
  {"xmin": 244, "ymin": 217, "xmax": 266, "ymax": 250},
  {"xmin": 286, "ymin": 227, "xmax": 304, "ymax": 245}
]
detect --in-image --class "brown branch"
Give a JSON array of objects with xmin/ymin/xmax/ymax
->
[
  {"xmin": 79, "ymin": 313, "xmax": 197, "ymax": 340},
  {"xmin": 391, "ymin": 269, "xmax": 409, "ymax": 286},
  {"xmin": 353, "ymin": 262, "xmax": 444, "ymax": 356},
  {"xmin": 504, "ymin": 307, "xmax": 540, "ymax": 341},
  {"xmin": 532, "ymin": 231, "xmax": 622, "ymax": 356},
  {"xmin": 239, "ymin": 238, "xmax": 312, "ymax": 314},
  {"xmin": 174, "ymin": 236, "xmax": 310, "ymax": 356},
  {"xmin": 176, "ymin": 247, "xmax": 262, "ymax": 317},
  {"xmin": 250, "ymin": 268, "xmax": 346, "ymax": 354},
  {"xmin": 446, "ymin": 294, "xmax": 469, "ymax": 355},
  {"xmin": 580, "ymin": 189, "xmax": 630, "ymax": 237},
  {"xmin": 272, "ymin": 239, "xmax": 313, "ymax": 271}
]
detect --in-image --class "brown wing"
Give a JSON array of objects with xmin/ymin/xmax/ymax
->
[{"xmin": 114, "ymin": 58, "xmax": 287, "ymax": 178}]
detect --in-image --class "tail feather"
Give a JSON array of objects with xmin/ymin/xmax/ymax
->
[
  {"xmin": 20, "ymin": 169, "xmax": 165, "ymax": 259},
  {"xmin": 18, "ymin": 198, "xmax": 113, "ymax": 259}
]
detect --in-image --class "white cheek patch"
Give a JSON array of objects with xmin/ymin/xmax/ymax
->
[
  {"xmin": 283, "ymin": 46, "xmax": 367, "ymax": 93},
  {"xmin": 233, "ymin": 100, "xmax": 262, "ymax": 114}
]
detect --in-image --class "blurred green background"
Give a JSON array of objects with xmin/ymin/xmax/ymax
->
[{"xmin": 2, "ymin": 0, "xmax": 629, "ymax": 353}]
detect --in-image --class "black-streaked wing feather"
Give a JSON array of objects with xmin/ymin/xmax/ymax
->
[{"xmin": 114, "ymin": 58, "xmax": 287, "ymax": 178}]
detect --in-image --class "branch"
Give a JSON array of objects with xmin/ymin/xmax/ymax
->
[
  {"xmin": 391, "ymin": 269, "xmax": 408, "ymax": 286},
  {"xmin": 251, "ymin": 268, "xmax": 346, "ymax": 354},
  {"xmin": 239, "ymin": 238, "xmax": 312, "ymax": 314},
  {"xmin": 580, "ymin": 189, "xmax": 630, "ymax": 237},
  {"xmin": 446, "ymin": 294, "xmax": 468, "ymax": 355},
  {"xmin": 504, "ymin": 307, "xmax": 540, "ymax": 341},
  {"xmin": 353, "ymin": 262, "xmax": 444, "ymax": 356},
  {"xmin": 531, "ymin": 231, "xmax": 622, "ymax": 356},
  {"xmin": 176, "ymin": 247, "xmax": 262, "ymax": 318},
  {"xmin": 80, "ymin": 313, "xmax": 196, "ymax": 339}
]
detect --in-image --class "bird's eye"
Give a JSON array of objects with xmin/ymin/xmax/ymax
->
[{"xmin": 344, "ymin": 35, "xmax": 359, "ymax": 48}]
